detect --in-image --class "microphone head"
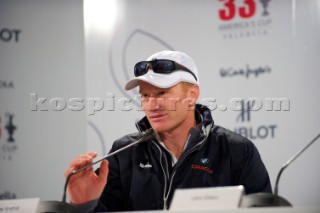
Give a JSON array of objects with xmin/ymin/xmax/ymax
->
[
  {"xmin": 141, "ymin": 129, "xmax": 156, "ymax": 142},
  {"xmin": 239, "ymin": 193, "xmax": 292, "ymax": 207}
]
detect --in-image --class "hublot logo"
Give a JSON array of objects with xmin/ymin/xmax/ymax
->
[
  {"xmin": 0, "ymin": 28, "xmax": 22, "ymax": 42},
  {"xmin": 233, "ymin": 100, "xmax": 277, "ymax": 140}
]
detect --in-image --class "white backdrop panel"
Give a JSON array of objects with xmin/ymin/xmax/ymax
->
[{"xmin": 0, "ymin": 0, "xmax": 86, "ymax": 201}]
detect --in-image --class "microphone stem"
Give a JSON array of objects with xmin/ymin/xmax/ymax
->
[{"xmin": 274, "ymin": 132, "xmax": 320, "ymax": 197}]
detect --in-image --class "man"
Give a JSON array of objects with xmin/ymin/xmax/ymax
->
[{"xmin": 65, "ymin": 50, "xmax": 272, "ymax": 212}]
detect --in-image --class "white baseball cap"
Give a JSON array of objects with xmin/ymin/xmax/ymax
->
[{"xmin": 124, "ymin": 50, "xmax": 199, "ymax": 90}]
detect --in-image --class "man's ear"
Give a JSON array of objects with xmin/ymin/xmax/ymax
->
[
  {"xmin": 190, "ymin": 84, "xmax": 200, "ymax": 100},
  {"xmin": 187, "ymin": 84, "xmax": 200, "ymax": 109}
]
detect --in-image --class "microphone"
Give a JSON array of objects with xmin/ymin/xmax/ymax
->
[
  {"xmin": 37, "ymin": 130, "xmax": 155, "ymax": 213},
  {"xmin": 274, "ymin": 132, "xmax": 320, "ymax": 197},
  {"xmin": 62, "ymin": 130, "xmax": 155, "ymax": 202},
  {"xmin": 240, "ymin": 132, "xmax": 320, "ymax": 207}
]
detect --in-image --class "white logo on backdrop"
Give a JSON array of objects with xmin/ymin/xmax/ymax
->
[{"xmin": 109, "ymin": 28, "xmax": 175, "ymax": 107}]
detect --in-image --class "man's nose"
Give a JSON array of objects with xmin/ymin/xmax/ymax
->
[{"xmin": 147, "ymin": 97, "xmax": 164, "ymax": 111}]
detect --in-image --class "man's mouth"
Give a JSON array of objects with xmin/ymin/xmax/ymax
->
[{"xmin": 149, "ymin": 114, "xmax": 166, "ymax": 122}]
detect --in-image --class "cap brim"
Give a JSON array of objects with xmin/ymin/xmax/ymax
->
[{"xmin": 125, "ymin": 72, "xmax": 183, "ymax": 90}]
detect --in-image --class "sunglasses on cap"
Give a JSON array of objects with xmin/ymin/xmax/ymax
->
[{"xmin": 134, "ymin": 59, "xmax": 197, "ymax": 81}]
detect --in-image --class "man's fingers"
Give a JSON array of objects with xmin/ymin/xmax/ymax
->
[
  {"xmin": 65, "ymin": 151, "xmax": 98, "ymax": 179},
  {"xmin": 86, "ymin": 151, "xmax": 98, "ymax": 158},
  {"xmin": 97, "ymin": 160, "xmax": 109, "ymax": 183},
  {"xmin": 69, "ymin": 152, "xmax": 97, "ymax": 168}
]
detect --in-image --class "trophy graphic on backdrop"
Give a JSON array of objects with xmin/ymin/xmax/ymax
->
[
  {"xmin": 260, "ymin": 0, "xmax": 271, "ymax": 16},
  {"xmin": 5, "ymin": 113, "xmax": 16, "ymax": 143}
]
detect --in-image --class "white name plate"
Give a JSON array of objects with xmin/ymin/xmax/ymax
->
[
  {"xmin": 0, "ymin": 198, "xmax": 39, "ymax": 213},
  {"xmin": 170, "ymin": 185, "xmax": 244, "ymax": 211}
]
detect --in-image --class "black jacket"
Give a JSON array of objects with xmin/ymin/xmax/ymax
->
[{"xmin": 93, "ymin": 104, "xmax": 271, "ymax": 212}]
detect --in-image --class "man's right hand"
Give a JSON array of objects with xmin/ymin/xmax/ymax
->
[{"xmin": 64, "ymin": 152, "xmax": 109, "ymax": 204}]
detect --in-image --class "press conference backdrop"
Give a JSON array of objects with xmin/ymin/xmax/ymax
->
[
  {"xmin": 1, "ymin": 0, "xmax": 319, "ymax": 207},
  {"xmin": 0, "ymin": 0, "xmax": 86, "ymax": 201}
]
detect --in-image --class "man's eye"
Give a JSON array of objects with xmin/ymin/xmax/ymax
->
[{"xmin": 159, "ymin": 91, "xmax": 166, "ymax": 96}]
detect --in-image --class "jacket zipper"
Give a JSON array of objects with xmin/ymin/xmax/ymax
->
[
  {"xmin": 151, "ymin": 124, "xmax": 212, "ymax": 210},
  {"xmin": 152, "ymin": 138, "xmax": 203, "ymax": 210},
  {"xmin": 163, "ymin": 142, "xmax": 203, "ymax": 208},
  {"xmin": 151, "ymin": 141, "xmax": 169, "ymax": 210},
  {"xmin": 163, "ymin": 128, "xmax": 211, "ymax": 209}
]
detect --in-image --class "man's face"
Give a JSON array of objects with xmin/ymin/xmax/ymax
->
[{"xmin": 139, "ymin": 81, "xmax": 198, "ymax": 134}]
